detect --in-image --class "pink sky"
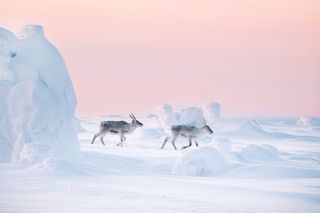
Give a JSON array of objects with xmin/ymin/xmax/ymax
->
[{"xmin": 1, "ymin": 0, "xmax": 320, "ymax": 116}]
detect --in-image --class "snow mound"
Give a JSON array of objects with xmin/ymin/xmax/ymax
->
[
  {"xmin": 236, "ymin": 144, "xmax": 283, "ymax": 164},
  {"xmin": 201, "ymin": 102, "xmax": 221, "ymax": 123},
  {"xmin": 0, "ymin": 25, "xmax": 80, "ymax": 163},
  {"xmin": 210, "ymin": 138, "xmax": 239, "ymax": 164},
  {"xmin": 156, "ymin": 104, "xmax": 216, "ymax": 131},
  {"xmin": 74, "ymin": 118, "xmax": 87, "ymax": 133},
  {"xmin": 297, "ymin": 116, "xmax": 320, "ymax": 126},
  {"xmin": 31, "ymin": 158, "xmax": 99, "ymax": 176},
  {"xmin": 172, "ymin": 147, "xmax": 230, "ymax": 176},
  {"xmin": 156, "ymin": 104, "xmax": 179, "ymax": 132},
  {"xmin": 178, "ymin": 107, "xmax": 206, "ymax": 127},
  {"xmin": 0, "ymin": 28, "xmax": 17, "ymax": 82},
  {"xmin": 239, "ymin": 119, "xmax": 267, "ymax": 133},
  {"xmin": 212, "ymin": 138, "xmax": 232, "ymax": 153},
  {"xmin": 226, "ymin": 119, "xmax": 272, "ymax": 138},
  {"xmin": 17, "ymin": 25, "xmax": 44, "ymax": 39}
]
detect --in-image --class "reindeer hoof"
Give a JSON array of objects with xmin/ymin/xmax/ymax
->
[{"xmin": 181, "ymin": 146, "xmax": 190, "ymax": 150}]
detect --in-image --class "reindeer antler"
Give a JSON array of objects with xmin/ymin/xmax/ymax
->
[
  {"xmin": 132, "ymin": 113, "xmax": 136, "ymax": 119},
  {"xmin": 130, "ymin": 113, "xmax": 136, "ymax": 120}
]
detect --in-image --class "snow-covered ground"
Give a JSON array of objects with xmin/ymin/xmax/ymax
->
[
  {"xmin": 1, "ymin": 114, "xmax": 320, "ymax": 213},
  {"xmin": 1, "ymin": 25, "xmax": 320, "ymax": 212}
]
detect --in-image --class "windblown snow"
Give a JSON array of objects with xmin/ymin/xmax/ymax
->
[{"xmin": 1, "ymin": 26, "xmax": 320, "ymax": 213}]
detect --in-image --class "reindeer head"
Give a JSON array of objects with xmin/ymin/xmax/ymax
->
[
  {"xmin": 130, "ymin": 113, "xmax": 143, "ymax": 127},
  {"xmin": 203, "ymin": 124, "xmax": 213, "ymax": 135}
]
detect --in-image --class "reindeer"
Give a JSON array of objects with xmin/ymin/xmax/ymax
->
[
  {"xmin": 161, "ymin": 124, "xmax": 213, "ymax": 150},
  {"xmin": 91, "ymin": 114, "xmax": 143, "ymax": 147}
]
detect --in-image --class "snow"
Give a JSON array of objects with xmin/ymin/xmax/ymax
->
[
  {"xmin": 157, "ymin": 104, "xmax": 208, "ymax": 129},
  {"xmin": 201, "ymin": 101, "xmax": 221, "ymax": 125},
  {"xmin": 172, "ymin": 147, "xmax": 231, "ymax": 176},
  {"xmin": 1, "ymin": 113, "xmax": 320, "ymax": 212},
  {"xmin": 297, "ymin": 116, "xmax": 320, "ymax": 126},
  {"xmin": 235, "ymin": 144, "xmax": 283, "ymax": 164},
  {"xmin": 156, "ymin": 104, "xmax": 179, "ymax": 132},
  {"xmin": 1, "ymin": 26, "xmax": 320, "ymax": 212},
  {"xmin": 0, "ymin": 25, "xmax": 79, "ymax": 163}
]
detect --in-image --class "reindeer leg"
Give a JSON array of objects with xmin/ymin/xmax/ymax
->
[
  {"xmin": 171, "ymin": 135, "xmax": 178, "ymax": 150},
  {"xmin": 91, "ymin": 132, "xmax": 102, "ymax": 144},
  {"xmin": 117, "ymin": 132, "xmax": 124, "ymax": 147},
  {"xmin": 121, "ymin": 135, "xmax": 126, "ymax": 146},
  {"xmin": 194, "ymin": 138, "xmax": 199, "ymax": 147},
  {"xmin": 100, "ymin": 133, "xmax": 106, "ymax": 146},
  {"xmin": 116, "ymin": 135, "xmax": 121, "ymax": 146},
  {"xmin": 120, "ymin": 132, "xmax": 125, "ymax": 147},
  {"xmin": 161, "ymin": 136, "xmax": 170, "ymax": 149},
  {"xmin": 181, "ymin": 136, "xmax": 192, "ymax": 149}
]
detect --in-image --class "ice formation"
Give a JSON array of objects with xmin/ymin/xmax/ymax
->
[{"xmin": 0, "ymin": 25, "xmax": 80, "ymax": 163}]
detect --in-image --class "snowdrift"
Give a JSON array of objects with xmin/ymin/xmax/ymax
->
[
  {"xmin": 0, "ymin": 25, "xmax": 80, "ymax": 163},
  {"xmin": 172, "ymin": 147, "xmax": 231, "ymax": 176},
  {"xmin": 220, "ymin": 119, "xmax": 273, "ymax": 138},
  {"xmin": 235, "ymin": 144, "xmax": 284, "ymax": 164},
  {"xmin": 297, "ymin": 116, "xmax": 320, "ymax": 126},
  {"xmin": 170, "ymin": 141, "xmax": 320, "ymax": 178},
  {"xmin": 201, "ymin": 102, "xmax": 221, "ymax": 126}
]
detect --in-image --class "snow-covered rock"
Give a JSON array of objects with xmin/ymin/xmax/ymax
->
[{"xmin": 0, "ymin": 25, "xmax": 80, "ymax": 163}]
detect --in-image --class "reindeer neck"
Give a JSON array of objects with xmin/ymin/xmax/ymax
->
[
  {"xmin": 130, "ymin": 122, "xmax": 138, "ymax": 128},
  {"xmin": 199, "ymin": 126, "xmax": 207, "ymax": 134}
]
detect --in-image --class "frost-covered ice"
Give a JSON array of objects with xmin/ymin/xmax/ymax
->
[{"xmin": 1, "ymin": 26, "xmax": 320, "ymax": 213}]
